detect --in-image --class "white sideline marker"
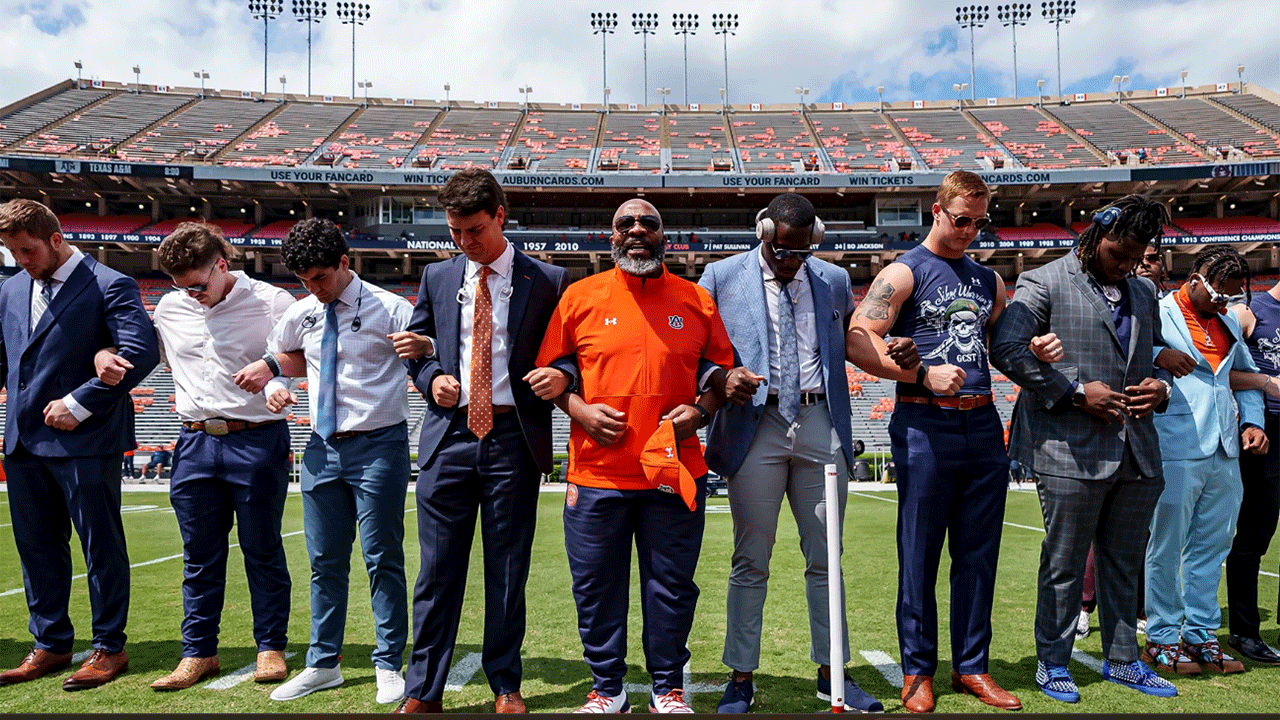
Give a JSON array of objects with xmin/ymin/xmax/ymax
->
[
  {"xmin": 1070, "ymin": 648, "xmax": 1104, "ymax": 675},
  {"xmin": 621, "ymin": 654, "xmax": 725, "ymax": 696},
  {"xmin": 204, "ymin": 652, "xmax": 298, "ymax": 690},
  {"xmin": 72, "ymin": 649, "xmax": 93, "ymax": 663},
  {"xmin": 859, "ymin": 650, "xmax": 904, "ymax": 689},
  {"xmin": 444, "ymin": 652, "xmax": 482, "ymax": 691}
]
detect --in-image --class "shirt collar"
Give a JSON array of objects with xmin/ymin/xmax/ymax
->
[
  {"xmin": 49, "ymin": 246, "xmax": 84, "ymax": 285},
  {"xmin": 758, "ymin": 244, "xmax": 809, "ymax": 288},
  {"xmin": 615, "ymin": 263, "xmax": 668, "ymax": 290},
  {"xmin": 466, "ymin": 240, "xmax": 515, "ymax": 281},
  {"xmin": 335, "ymin": 270, "xmax": 362, "ymax": 308}
]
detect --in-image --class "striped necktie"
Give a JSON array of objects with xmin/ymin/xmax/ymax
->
[{"xmin": 30, "ymin": 279, "xmax": 53, "ymax": 332}]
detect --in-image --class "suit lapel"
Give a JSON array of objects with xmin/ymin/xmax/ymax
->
[
  {"xmin": 728, "ymin": 251, "xmax": 769, "ymax": 374},
  {"xmin": 808, "ymin": 262, "xmax": 832, "ymax": 389},
  {"xmin": 27, "ymin": 257, "xmax": 94, "ymax": 350},
  {"xmin": 16, "ymin": 271, "xmax": 33, "ymax": 343},
  {"xmin": 507, "ymin": 251, "xmax": 534, "ymax": 351},
  {"xmin": 443, "ymin": 256, "xmax": 467, "ymax": 373},
  {"xmin": 1161, "ymin": 294, "xmax": 1210, "ymax": 370},
  {"xmin": 1067, "ymin": 256, "xmax": 1123, "ymax": 353}
]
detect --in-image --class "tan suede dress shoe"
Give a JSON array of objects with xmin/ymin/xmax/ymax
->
[
  {"xmin": 255, "ymin": 650, "xmax": 288, "ymax": 683},
  {"xmin": 0, "ymin": 648, "xmax": 74, "ymax": 686},
  {"xmin": 63, "ymin": 649, "xmax": 129, "ymax": 691},
  {"xmin": 151, "ymin": 656, "xmax": 220, "ymax": 690}
]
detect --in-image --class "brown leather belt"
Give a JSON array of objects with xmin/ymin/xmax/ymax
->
[
  {"xmin": 765, "ymin": 392, "xmax": 826, "ymax": 406},
  {"xmin": 897, "ymin": 394, "xmax": 993, "ymax": 411},
  {"xmin": 183, "ymin": 419, "xmax": 278, "ymax": 436},
  {"xmin": 457, "ymin": 405, "xmax": 515, "ymax": 416}
]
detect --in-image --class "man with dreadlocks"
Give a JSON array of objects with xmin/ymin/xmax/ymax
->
[
  {"xmin": 992, "ymin": 194, "xmax": 1179, "ymax": 702},
  {"xmin": 1144, "ymin": 244, "xmax": 1267, "ymax": 676}
]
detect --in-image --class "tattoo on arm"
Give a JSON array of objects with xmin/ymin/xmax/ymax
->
[{"xmin": 856, "ymin": 278, "xmax": 895, "ymax": 321}]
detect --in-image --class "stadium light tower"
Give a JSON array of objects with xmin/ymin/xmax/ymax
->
[
  {"xmin": 672, "ymin": 13, "xmax": 698, "ymax": 106},
  {"xmin": 1036, "ymin": 77, "xmax": 1045, "ymax": 106},
  {"xmin": 194, "ymin": 69, "xmax": 210, "ymax": 98},
  {"xmin": 335, "ymin": 2, "xmax": 370, "ymax": 100},
  {"xmin": 358, "ymin": 79, "xmax": 372, "ymax": 105},
  {"xmin": 1238, "ymin": 64, "xmax": 1246, "ymax": 92},
  {"xmin": 248, "ymin": 2, "xmax": 283, "ymax": 96},
  {"xmin": 877, "ymin": 85, "xmax": 885, "ymax": 112},
  {"xmin": 132, "ymin": 65, "xmax": 141, "ymax": 94},
  {"xmin": 279, "ymin": 74, "xmax": 287, "ymax": 102},
  {"xmin": 443, "ymin": 82, "xmax": 451, "ymax": 106},
  {"xmin": 1179, "ymin": 69, "xmax": 1188, "ymax": 99},
  {"xmin": 657, "ymin": 86, "xmax": 671, "ymax": 114},
  {"xmin": 292, "ymin": 0, "xmax": 327, "ymax": 96},
  {"xmin": 519, "ymin": 85, "xmax": 533, "ymax": 111},
  {"xmin": 590, "ymin": 12, "xmax": 617, "ymax": 110},
  {"xmin": 795, "ymin": 86, "xmax": 810, "ymax": 112},
  {"xmin": 1112, "ymin": 74, "xmax": 1129, "ymax": 102},
  {"xmin": 1042, "ymin": 0, "xmax": 1076, "ymax": 100},
  {"xmin": 996, "ymin": 3, "xmax": 1030, "ymax": 97},
  {"xmin": 953, "ymin": 82, "xmax": 969, "ymax": 109},
  {"xmin": 74, "ymin": 60, "xmax": 83, "ymax": 89},
  {"xmin": 711, "ymin": 13, "xmax": 738, "ymax": 109},
  {"xmin": 955, "ymin": 5, "xmax": 988, "ymax": 102},
  {"xmin": 633, "ymin": 13, "xmax": 658, "ymax": 106}
]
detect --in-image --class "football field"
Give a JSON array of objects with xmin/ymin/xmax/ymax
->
[{"xmin": 0, "ymin": 483, "xmax": 1276, "ymax": 713}]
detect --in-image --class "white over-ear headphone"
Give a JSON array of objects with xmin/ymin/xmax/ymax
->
[{"xmin": 756, "ymin": 207, "xmax": 825, "ymax": 244}]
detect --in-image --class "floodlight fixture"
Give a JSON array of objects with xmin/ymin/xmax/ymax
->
[
  {"xmin": 633, "ymin": 12, "xmax": 659, "ymax": 105},
  {"xmin": 996, "ymin": 3, "xmax": 1031, "ymax": 97},
  {"xmin": 955, "ymin": 5, "xmax": 988, "ymax": 101},
  {"xmin": 335, "ymin": 2, "xmax": 371, "ymax": 99},
  {"xmin": 672, "ymin": 13, "xmax": 699, "ymax": 106},
  {"xmin": 590, "ymin": 12, "xmax": 618, "ymax": 109},
  {"xmin": 1042, "ymin": 0, "xmax": 1076, "ymax": 99},
  {"xmin": 248, "ymin": 2, "xmax": 284, "ymax": 95},
  {"xmin": 292, "ymin": 0, "xmax": 327, "ymax": 96},
  {"xmin": 711, "ymin": 13, "xmax": 738, "ymax": 108}
]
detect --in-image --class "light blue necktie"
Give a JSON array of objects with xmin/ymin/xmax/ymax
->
[
  {"xmin": 778, "ymin": 280, "xmax": 801, "ymax": 424},
  {"xmin": 316, "ymin": 301, "xmax": 339, "ymax": 439},
  {"xmin": 30, "ymin": 279, "xmax": 53, "ymax": 332}
]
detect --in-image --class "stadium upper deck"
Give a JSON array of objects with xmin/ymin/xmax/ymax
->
[{"xmin": 3, "ymin": 79, "xmax": 1278, "ymax": 175}]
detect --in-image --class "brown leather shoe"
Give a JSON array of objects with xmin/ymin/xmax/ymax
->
[
  {"xmin": 0, "ymin": 648, "xmax": 74, "ymax": 686},
  {"xmin": 496, "ymin": 690, "xmax": 526, "ymax": 713},
  {"xmin": 255, "ymin": 650, "xmax": 288, "ymax": 683},
  {"xmin": 950, "ymin": 671, "xmax": 1022, "ymax": 711},
  {"xmin": 392, "ymin": 697, "xmax": 444, "ymax": 713},
  {"xmin": 62, "ymin": 649, "xmax": 129, "ymax": 691},
  {"xmin": 150, "ymin": 656, "xmax": 220, "ymax": 691},
  {"xmin": 902, "ymin": 674, "xmax": 935, "ymax": 713}
]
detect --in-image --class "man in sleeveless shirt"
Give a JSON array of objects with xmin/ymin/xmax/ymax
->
[{"xmin": 847, "ymin": 171, "xmax": 1020, "ymax": 713}]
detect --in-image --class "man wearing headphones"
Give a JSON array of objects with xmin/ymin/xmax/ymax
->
[
  {"xmin": 992, "ymin": 195, "xmax": 1179, "ymax": 702},
  {"xmin": 699, "ymin": 194, "xmax": 895, "ymax": 713}
]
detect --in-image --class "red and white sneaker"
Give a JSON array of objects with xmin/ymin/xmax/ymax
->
[
  {"xmin": 574, "ymin": 689, "xmax": 631, "ymax": 713},
  {"xmin": 649, "ymin": 688, "xmax": 693, "ymax": 713}
]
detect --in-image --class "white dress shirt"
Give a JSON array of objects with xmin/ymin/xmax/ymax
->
[
  {"xmin": 758, "ymin": 248, "xmax": 823, "ymax": 393},
  {"xmin": 269, "ymin": 271, "xmax": 412, "ymax": 433},
  {"xmin": 154, "ymin": 271, "xmax": 296, "ymax": 423},
  {"xmin": 458, "ymin": 240, "xmax": 516, "ymax": 407},
  {"xmin": 39, "ymin": 247, "xmax": 95, "ymax": 421}
]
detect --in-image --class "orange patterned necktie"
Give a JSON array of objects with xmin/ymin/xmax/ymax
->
[{"xmin": 468, "ymin": 266, "xmax": 495, "ymax": 439}]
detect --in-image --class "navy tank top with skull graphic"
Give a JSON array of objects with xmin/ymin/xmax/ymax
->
[
  {"xmin": 1246, "ymin": 291, "xmax": 1280, "ymax": 415},
  {"xmin": 888, "ymin": 243, "xmax": 997, "ymax": 397}
]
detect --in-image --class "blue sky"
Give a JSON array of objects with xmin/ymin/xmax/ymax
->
[{"xmin": 0, "ymin": 0, "xmax": 1276, "ymax": 107}]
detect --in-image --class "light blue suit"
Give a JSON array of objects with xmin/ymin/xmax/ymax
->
[
  {"xmin": 698, "ymin": 249, "xmax": 858, "ymax": 672},
  {"xmin": 1147, "ymin": 292, "xmax": 1264, "ymax": 646}
]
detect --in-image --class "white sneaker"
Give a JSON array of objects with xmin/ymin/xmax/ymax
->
[
  {"xmin": 573, "ymin": 689, "xmax": 631, "ymax": 713},
  {"xmin": 269, "ymin": 666, "xmax": 344, "ymax": 701},
  {"xmin": 1136, "ymin": 618, "xmax": 1147, "ymax": 635},
  {"xmin": 375, "ymin": 667, "xmax": 405, "ymax": 704},
  {"xmin": 1076, "ymin": 609, "xmax": 1091, "ymax": 639},
  {"xmin": 649, "ymin": 688, "xmax": 693, "ymax": 713}
]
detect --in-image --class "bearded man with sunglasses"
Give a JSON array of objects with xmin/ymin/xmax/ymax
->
[
  {"xmin": 992, "ymin": 195, "xmax": 1180, "ymax": 703},
  {"xmin": 847, "ymin": 171, "xmax": 1020, "ymax": 713},
  {"xmin": 1143, "ymin": 245, "xmax": 1267, "ymax": 676},
  {"xmin": 535, "ymin": 199, "xmax": 736, "ymax": 714}
]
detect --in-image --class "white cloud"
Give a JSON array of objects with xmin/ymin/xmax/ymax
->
[{"xmin": 0, "ymin": 0, "xmax": 1276, "ymax": 108}]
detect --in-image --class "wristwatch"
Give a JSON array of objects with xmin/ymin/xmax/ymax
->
[
  {"xmin": 1072, "ymin": 382, "xmax": 1087, "ymax": 407},
  {"xmin": 261, "ymin": 353, "xmax": 282, "ymax": 377},
  {"xmin": 695, "ymin": 404, "xmax": 711, "ymax": 428}
]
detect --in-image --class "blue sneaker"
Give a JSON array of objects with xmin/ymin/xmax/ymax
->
[
  {"xmin": 716, "ymin": 676, "xmax": 754, "ymax": 713},
  {"xmin": 1035, "ymin": 661, "xmax": 1079, "ymax": 703},
  {"xmin": 1103, "ymin": 659, "xmax": 1178, "ymax": 698},
  {"xmin": 816, "ymin": 671, "xmax": 885, "ymax": 713}
]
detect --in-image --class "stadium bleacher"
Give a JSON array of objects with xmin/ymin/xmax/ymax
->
[
  {"xmin": 666, "ymin": 112, "xmax": 736, "ymax": 171},
  {"xmin": 513, "ymin": 111, "xmax": 598, "ymax": 172},
  {"xmin": 219, "ymin": 102, "xmax": 358, "ymax": 167},
  {"xmin": 322, "ymin": 105, "xmax": 435, "ymax": 169},
  {"xmin": 116, "ymin": 97, "xmax": 276, "ymax": 163},
  {"xmin": 16, "ymin": 91, "xmax": 193, "ymax": 156},
  {"xmin": 597, "ymin": 112, "xmax": 663, "ymax": 172},
  {"xmin": 892, "ymin": 110, "xmax": 1006, "ymax": 170},
  {"xmin": 970, "ymin": 105, "xmax": 1105, "ymax": 169},
  {"xmin": 0, "ymin": 87, "xmax": 113, "ymax": 148},
  {"xmin": 1133, "ymin": 98, "xmax": 1280, "ymax": 159},
  {"xmin": 730, "ymin": 112, "xmax": 821, "ymax": 174},
  {"xmin": 414, "ymin": 108, "xmax": 519, "ymax": 170},
  {"xmin": 1045, "ymin": 101, "xmax": 1207, "ymax": 165},
  {"xmin": 808, "ymin": 111, "xmax": 913, "ymax": 172}
]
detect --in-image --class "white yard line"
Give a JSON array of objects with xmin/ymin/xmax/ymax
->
[
  {"xmin": 443, "ymin": 652, "xmax": 482, "ymax": 692},
  {"xmin": 859, "ymin": 649, "xmax": 904, "ymax": 689},
  {"xmin": 1070, "ymin": 648, "xmax": 1104, "ymax": 674},
  {"xmin": 204, "ymin": 652, "xmax": 298, "ymax": 690},
  {"xmin": 851, "ymin": 492, "xmax": 1047, "ymax": 534}
]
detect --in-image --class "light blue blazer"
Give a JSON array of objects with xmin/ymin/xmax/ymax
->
[
  {"xmin": 1153, "ymin": 292, "xmax": 1264, "ymax": 461},
  {"xmin": 698, "ymin": 249, "xmax": 857, "ymax": 477}
]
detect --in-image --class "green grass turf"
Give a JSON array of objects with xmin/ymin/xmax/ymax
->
[{"xmin": 0, "ymin": 485, "xmax": 1277, "ymax": 712}]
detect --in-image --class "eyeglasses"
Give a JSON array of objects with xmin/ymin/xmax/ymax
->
[
  {"xmin": 939, "ymin": 206, "xmax": 991, "ymax": 231},
  {"xmin": 1143, "ymin": 253, "xmax": 1161, "ymax": 263},
  {"xmin": 613, "ymin": 214, "xmax": 662, "ymax": 232},
  {"xmin": 768, "ymin": 242, "xmax": 814, "ymax": 262},
  {"xmin": 1192, "ymin": 273, "xmax": 1245, "ymax": 305},
  {"xmin": 172, "ymin": 262, "xmax": 218, "ymax": 295}
]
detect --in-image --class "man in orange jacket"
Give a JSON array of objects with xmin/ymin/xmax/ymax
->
[{"xmin": 534, "ymin": 198, "xmax": 736, "ymax": 714}]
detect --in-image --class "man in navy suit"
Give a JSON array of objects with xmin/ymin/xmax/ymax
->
[
  {"xmin": 700, "ymin": 194, "xmax": 904, "ymax": 714},
  {"xmin": 397, "ymin": 169, "xmax": 569, "ymax": 714},
  {"xmin": 0, "ymin": 199, "xmax": 159, "ymax": 690}
]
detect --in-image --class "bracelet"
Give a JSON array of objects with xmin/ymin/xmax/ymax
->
[{"xmin": 261, "ymin": 353, "xmax": 282, "ymax": 377}]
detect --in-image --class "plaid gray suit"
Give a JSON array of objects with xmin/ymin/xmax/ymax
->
[{"xmin": 991, "ymin": 250, "xmax": 1168, "ymax": 666}]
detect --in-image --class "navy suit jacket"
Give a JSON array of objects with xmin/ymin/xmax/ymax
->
[
  {"xmin": 406, "ymin": 249, "xmax": 569, "ymax": 474},
  {"xmin": 0, "ymin": 255, "xmax": 160, "ymax": 457},
  {"xmin": 698, "ymin": 249, "xmax": 857, "ymax": 477}
]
